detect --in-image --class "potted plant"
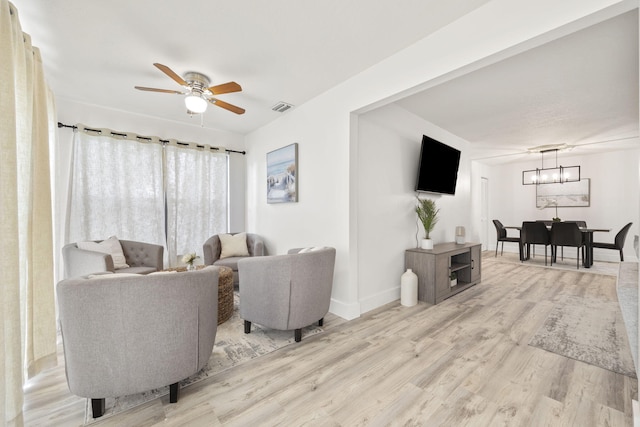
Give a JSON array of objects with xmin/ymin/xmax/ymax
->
[
  {"xmin": 182, "ymin": 252, "xmax": 200, "ymax": 271},
  {"xmin": 415, "ymin": 197, "xmax": 439, "ymax": 250},
  {"xmin": 450, "ymin": 272, "xmax": 457, "ymax": 287}
]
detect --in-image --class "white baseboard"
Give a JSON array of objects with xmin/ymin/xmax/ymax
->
[
  {"xmin": 329, "ymin": 298, "xmax": 361, "ymax": 320},
  {"xmin": 358, "ymin": 287, "xmax": 400, "ymax": 315},
  {"xmin": 328, "ymin": 287, "xmax": 401, "ymax": 320},
  {"xmin": 633, "ymin": 399, "xmax": 639, "ymax": 427}
]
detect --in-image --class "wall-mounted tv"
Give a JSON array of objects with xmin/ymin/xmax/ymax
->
[{"xmin": 415, "ymin": 135, "xmax": 461, "ymax": 195}]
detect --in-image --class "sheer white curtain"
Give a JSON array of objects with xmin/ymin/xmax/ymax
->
[
  {"xmin": 66, "ymin": 128, "xmax": 165, "ymax": 247},
  {"xmin": 1, "ymin": 1, "xmax": 57, "ymax": 425},
  {"xmin": 66, "ymin": 132, "xmax": 228, "ymax": 267},
  {"xmin": 165, "ymin": 142, "xmax": 228, "ymax": 266}
]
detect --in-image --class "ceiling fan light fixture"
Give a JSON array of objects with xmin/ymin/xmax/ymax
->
[
  {"xmin": 136, "ymin": 64, "xmax": 245, "ymax": 115},
  {"xmin": 185, "ymin": 94, "xmax": 207, "ymax": 113}
]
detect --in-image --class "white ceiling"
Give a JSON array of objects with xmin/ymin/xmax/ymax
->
[
  {"xmin": 12, "ymin": 0, "xmax": 492, "ymax": 134},
  {"xmin": 395, "ymin": 10, "xmax": 639, "ymax": 165},
  {"xmin": 11, "ymin": 2, "xmax": 639, "ymax": 164}
]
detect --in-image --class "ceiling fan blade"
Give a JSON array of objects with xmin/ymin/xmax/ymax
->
[
  {"xmin": 153, "ymin": 63, "xmax": 188, "ymax": 87},
  {"xmin": 134, "ymin": 86, "xmax": 184, "ymax": 94},
  {"xmin": 208, "ymin": 81, "xmax": 242, "ymax": 95},
  {"xmin": 209, "ymin": 97, "xmax": 245, "ymax": 115}
]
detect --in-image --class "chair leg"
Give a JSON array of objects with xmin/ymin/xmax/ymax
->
[
  {"xmin": 576, "ymin": 248, "xmax": 580, "ymax": 269},
  {"xmin": 169, "ymin": 382, "xmax": 180, "ymax": 403},
  {"xmin": 244, "ymin": 320, "xmax": 252, "ymax": 334},
  {"xmin": 91, "ymin": 398, "xmax": 105, "ymax": 418},
  {"xmin": 501, "ymin": 242, "xmax": 504, "ymax": 256},
  {"xmin": 544, "ymin": 246, "xmax": 547, "ymax": 266},
  {"xmin": 295, "ymin": 329, "xmax": 302, "ymax": 342},
  {"xmin": 318, "ymin": 318, "xmax": 324, "ymax": 327},
  {"xmin": 620, "ymin": 249, "xmax": 624, "ymax": 262},
  {"xmin": 495, "ymin": 242, "xmax": 499, "ymax": 257}
]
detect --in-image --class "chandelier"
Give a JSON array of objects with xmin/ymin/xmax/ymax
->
[{"xmin": 522, "ymin": 147, "xmax": 580, "ymax": 185}]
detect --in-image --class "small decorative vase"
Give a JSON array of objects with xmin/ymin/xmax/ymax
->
[
  {"xmin": 421, "ymin": 238, "xmax": 433, "ymax": 250},
  {"xmin": 186, "ymin": 263, "xmax": 195, "ymax": 271},
  {"xmin": 450, "ymin": 278, "xmax": 457, "ymax": 288},
  {"xmin": 400, "ymin": 268, "xmax": 418, "ymax": 307}
]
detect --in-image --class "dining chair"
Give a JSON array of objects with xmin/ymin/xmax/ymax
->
[
  {"xmin": 550, "ymin": 222, "xmax": 585, "ymax": 269},
  {"xmin": 492, "ymin": 219, "xmax": 520, "ymax": 257},
  {"xmin": 557, "ymin": 221, "xmax": 587, "ymax": 260},
  {"xmin": 521, "ymin": 221, "xmax": 551, "ymax": 265},
  {"xmin": 564, "ymin": 220, "xmax": 587, "ymax": 227},
  {"xmin": 592, "ymin": 222, "xmax": 632, "ymax": 261}
]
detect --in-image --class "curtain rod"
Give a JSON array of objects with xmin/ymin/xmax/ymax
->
[{"xmin": 57, "ymin": 122, "xmax": 246, "ymax": 155}]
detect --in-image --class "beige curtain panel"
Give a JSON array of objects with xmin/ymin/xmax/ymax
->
[{"xmin": 1, "ymin": 1, "xmax": 57, "ymax": 425}]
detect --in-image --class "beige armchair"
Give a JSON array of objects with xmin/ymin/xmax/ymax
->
[
  {"xmin": 56, "ymin": 266, "xmax": 219, "ymax": 418},
  {"xmin": 238, "ymin": 247, "xmax": 336, "ymax": 342},
  {"xmin": 62, "ymin": 238, "xmax": 164, "ymax": 278},
  {"xmin": 203, "ymin": 232, "xmax": 264, "ymax": 285}
]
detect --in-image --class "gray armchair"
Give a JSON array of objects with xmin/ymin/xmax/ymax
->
[
  {"xmin": 62, "ymin": 239, "xmax": 164, "ymax": 278},
  {"xmin": 203, "ymin": 232, "xmax": 265, "ymax": 286},
  {"xmin": 56, "ymin": 266, "xmax": 219, "ymax": 418},
  {"xmin": 238, "ymin": 247, "xmax": 336, "ymax": 342}
]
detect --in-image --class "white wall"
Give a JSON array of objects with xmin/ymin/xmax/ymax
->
[
  {"xmin": 244, "ymin": 99, "xmax": 354, "ymax": 314},
  {"xmin": 53, "ymin": 97, "xmax": 246, "ymax": 280},
  {"xmin": 245, "ymin": 0, "xmax": 632, "ymax": 319},
  {"xmin": 356, "ymin": 104, "xmax": 472, "ymax": 313},
  {"xmin": 484, "ymin": 146, "xmax": 640, "ymax": 261}
]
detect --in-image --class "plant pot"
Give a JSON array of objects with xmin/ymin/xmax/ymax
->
[
  {"xmin": 450, "ymin": 278, "xmax": 457, "ymax": 287},
  {"xmin": 421, "ymin": 239, "xmax": 433, "ymax": 250}
]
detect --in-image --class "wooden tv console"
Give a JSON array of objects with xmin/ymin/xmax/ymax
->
[{"xmin": 405, "ymin": 242, "xmax": 481, "ymax": 304}]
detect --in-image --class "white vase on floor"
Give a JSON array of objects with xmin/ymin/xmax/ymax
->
[{"xmin": 401, "ymin": 269, "xmax": 418, "ymax": 306}]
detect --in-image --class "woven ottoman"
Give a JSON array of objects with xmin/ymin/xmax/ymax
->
[
  {"xmin": 216, "ymin": 266, "xmax": 234, "ymax": 324},
  {"xmin": 163, "ymin": 264, "xmax": 234, "ymax": 325}
]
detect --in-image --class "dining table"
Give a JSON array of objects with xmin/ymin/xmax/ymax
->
[{"xmin": 504, "ymin": 224, "xmax": 610, "ymax": 268}]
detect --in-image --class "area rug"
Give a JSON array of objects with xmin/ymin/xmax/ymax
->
[
  {"xmin": 84, "ymin": 293, "xmax": 323, "ymax": 424},
  {"xmin": 487, "ymin": 250, "xmax": 619, "ymax": 276},
  {"xmin": 528, "ymin": 290, "xmax": 637, "ymax": 378}
]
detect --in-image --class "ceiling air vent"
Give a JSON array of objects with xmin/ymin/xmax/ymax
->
[{"xmin": 271, "ymin": 102, "xmax": 294, "ymax": 113}]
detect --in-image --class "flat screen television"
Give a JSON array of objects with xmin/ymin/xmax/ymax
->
[{"xmin": 415, "ymin": 135, "xmax": 461, "ymax": 195}]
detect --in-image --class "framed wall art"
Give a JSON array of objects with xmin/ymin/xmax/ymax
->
[
  {"xmin": 267, "ymin": 143, "xmax": 298, "ymax": 203},
  {"xmin": 536, "ymin": 178, "xmax": 590, "ymax": 208}
]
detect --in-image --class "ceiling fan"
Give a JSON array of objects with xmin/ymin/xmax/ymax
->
[{"xmin": 135, "ymin": 63, "xmax": 245, "ymax": 115}]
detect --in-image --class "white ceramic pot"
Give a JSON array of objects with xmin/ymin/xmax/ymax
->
[
  {"xmin": 421, "ymin": 238, "xmax": 433, "ymax": 250},
  {"xmin": 401, "ymin": 268, "xmax": 418, "ymax": 307}
]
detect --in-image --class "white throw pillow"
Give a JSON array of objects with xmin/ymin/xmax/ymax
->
[
  {"xmin": 219, "ymin": 233, "xmax": 250, "ymax": 259},
  {"xmin": 77, "ymin": 236, "xmax": 130, "ymax": 269}
]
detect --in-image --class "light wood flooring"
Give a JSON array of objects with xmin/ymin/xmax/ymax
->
[{"xmin": 23, "ymin": 253, "xmax": 637, "ymax": 426}]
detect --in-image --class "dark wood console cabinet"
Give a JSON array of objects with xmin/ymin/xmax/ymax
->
[{"xmin": 405, "ymin": 242, "xmax": 481, "ymax": 304}]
